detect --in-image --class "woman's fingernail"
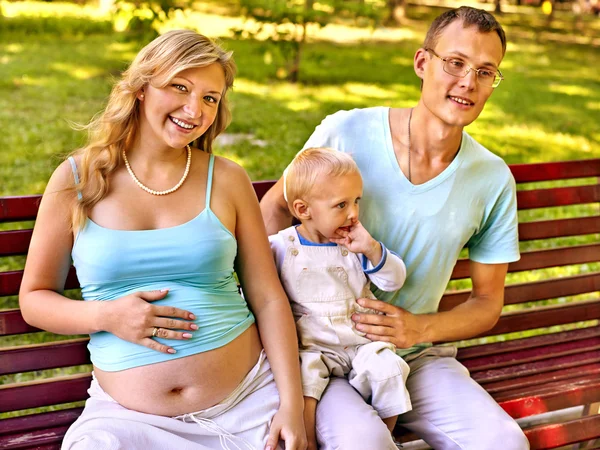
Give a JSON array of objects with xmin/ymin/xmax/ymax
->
[
  {"xmin": 167, "ymin": 348, "xmax": 176, "ymax": 354},
  {"xmin": 160, "ymin": 289, "xmax": 169, "ymax": 293},
  {"xmin": 188, "ymin": 313, "xmax": 196, "ymax": 320},
  {"xmin": 182, "ymin": 333, "xmax": 193, "ymax": 339},
  {"xmin": 190, "ymin": 324, "xmax": 199, "ymax": 330}
]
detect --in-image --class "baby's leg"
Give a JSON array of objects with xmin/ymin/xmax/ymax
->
[
  {"xmin": 383, "ymin": 415, "xmax": 399, "ymax": 433},
  {"xmin": 349, "ymin": 341, "xmax": 412, "ymax": 420}
]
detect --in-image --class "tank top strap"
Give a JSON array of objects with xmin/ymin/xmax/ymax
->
[
  {"xmin": 205, "ymin": 153, "xmax": 215, "ymax": 209},
  {"xmin": 67, "ymin": 156, "xmax": 83, "ymax": 200}
]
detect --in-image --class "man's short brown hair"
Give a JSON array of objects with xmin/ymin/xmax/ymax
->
[{"xmin": 424, "ymin": 6, "xmax": 506, "ymax": 56}]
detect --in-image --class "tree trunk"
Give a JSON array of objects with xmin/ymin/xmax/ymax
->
[
  {"xmin": 494, "ymin": 0, "xmax": 502, "ymax": 14},
  {"xmin": 289, "ymin": 1, "xmax": 310, "ymax": 83},
  {"xmin": 544, "ymin": 0, "xmax": 555, "ymax": 27},
  {"xmin": 384, "ymin": 0, "xmax": 405, "ymax": 26}
]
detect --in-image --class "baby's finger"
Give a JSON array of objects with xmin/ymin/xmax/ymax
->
[
  {"xmin": 154, "ymin": 304, "xmax": 196, "ymax": 321},
  {"xmin": 141, "ymin": 337, "xmax": 176, "ymax": 354}
]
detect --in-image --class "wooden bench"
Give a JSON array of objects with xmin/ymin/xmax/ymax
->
[{"xmin": 1, "ymin": 158, "xmax": 599, "ymax": 449}]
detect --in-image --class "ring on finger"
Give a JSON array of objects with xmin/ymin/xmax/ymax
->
[{"xmin": 151, "ymin": 326, "xmax": 160, "ymax": 337}]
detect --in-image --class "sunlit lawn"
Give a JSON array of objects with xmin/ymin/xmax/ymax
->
[{"xmin": 1, "ymin": 1, "xmax": 598, "ymax": 196}]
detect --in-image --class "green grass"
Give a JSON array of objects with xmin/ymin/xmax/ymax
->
[{"xmin": 0, "ymin": 1, "xmax": 598, "ymax": 196}]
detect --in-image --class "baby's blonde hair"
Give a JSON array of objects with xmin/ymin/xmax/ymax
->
[{"xmin": 283, "ymin": 147, "xmax": 360, "ymax": 217}]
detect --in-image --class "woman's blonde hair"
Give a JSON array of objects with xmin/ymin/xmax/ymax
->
[
  {"xmin": 283, "ymin": 147, "xmax": 360, "ymax": 218},
  {"xmin": 70, "ymin": 29, "xmax": 236, "ymax": 230}
]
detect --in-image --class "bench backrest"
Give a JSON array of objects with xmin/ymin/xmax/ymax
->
[{"xmin": 1, "ymin": 159, "xmax": 599, "ymax": 422}]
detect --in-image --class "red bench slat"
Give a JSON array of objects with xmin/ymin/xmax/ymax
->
[
  {"xmin": 472, "ymin": 350, "xmax": 600, "ymax": 384},
  {"xmin": 483, "ymin": 300, "xmax": 600, "ymax": 337},
  {"xmin": 450, "ymin": 243, "xmax": 600, "ymax": 279},
  {"xmin": 462, "ymin": 334, "xmax": 600, "ymax": 372},
  {"xmin": 0, "ymin": 375, "xmax": 92, "ymax": 413},
  {"xmin": 510, "ymin": 159, "xmax": 600, "ymax": 183},
  {"xmin": 503, "ymin": 275, "xmax": 599, "ymax": 306},
  {"xmin": 516, "ymin": 184, "xmax": 600, "ymax": 210},
  {"xmin": 524, "ymin": 414, "xmax": 600, "ymax": 450},
  {"xmin": 0, "ymin": 425, "xmax": 68, "ymax": 450},
  {"xmin": 0, "ymin": 196, "xmax": 40, "ymax": 224},
  {"xmin": 518, "ymin": 216, "xmax": 600, "ymax": 241},
  {"xmin": 457, "ymin": 326, "xmax": 600, "ymax": 360},
  {"xmin": 0, "ymin": 309, "xmax": 40, "ymax": 336},
  {"xmin": 497, "ymin": 377, "xmax": 600, "ymax": 418},
  {"xmin": 0, "ymin": 230, "xmax": 33, "ymax": 257},
  {"xmin": 0, "ymin": 271, "xmax": 24, "ymax": 298},
  {"xmin": 252, "ymin": 180, "xmax": 277, "ymax": 201},
  {"xmin": 0, "ymin": 339, "xmax": 90, "ymax": 376},
  {"xmin": 483, "ymin": 363, "xmax": 600, "ymax": 395},
  {"xmin": 0, "ymin": 267, "xmax": 79, "ymax": 298},
  {"xmin": 441, "ymin": 273, "xmax": 600, "ymax": 310},
  {"xmin": 0, "ymin": 408, "xmax": 84, "ymax": 436}
]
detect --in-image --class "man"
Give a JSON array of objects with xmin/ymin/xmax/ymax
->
[{"xmin": 260, "ymin": 6, "xmax": 529, "ymax": 450}]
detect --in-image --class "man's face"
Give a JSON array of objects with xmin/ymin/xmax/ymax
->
[{"xmin": 415, "ymin": 20, "xmax": 504, "ymax": 128}]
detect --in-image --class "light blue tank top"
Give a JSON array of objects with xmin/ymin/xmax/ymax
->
[{"xmin": 69, "ymin": 154, "xmax": 255, "ymax": 371}]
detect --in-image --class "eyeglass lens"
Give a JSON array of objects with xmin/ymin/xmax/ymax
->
[{"xmin": 443, "ymin": 58, "xmax": 500, "ymax": 87}]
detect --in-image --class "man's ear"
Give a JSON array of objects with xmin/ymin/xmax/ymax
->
[
  {"xmin": 293, "ymin": 199, "xmax": 310, "ymax": 220},
  {"xmin": 414, "ymin": 48, "xmax": 429, "ymax": 81}
]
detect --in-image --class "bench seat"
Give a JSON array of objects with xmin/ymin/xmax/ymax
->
[{"xmin": 1, "ymin": 159, "xmax": 599, "ymax": 449}]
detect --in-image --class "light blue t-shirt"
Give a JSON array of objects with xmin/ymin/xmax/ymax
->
[{"xmin": 304, "ymin": 107, "xmax": 520, "ymax": 356}]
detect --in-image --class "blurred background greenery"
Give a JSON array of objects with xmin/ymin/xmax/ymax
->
[{"xmin": 0, "ymin": 0, "xmax": 598, "ymax": 197}]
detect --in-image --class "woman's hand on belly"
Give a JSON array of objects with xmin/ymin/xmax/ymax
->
[
  {"xmin": 94, "ymin": 324, "xmax": 263, "ymax": 416},
  {"xmin": 99, "ymin": 289, "xmax": 198, "ymax": 354}
]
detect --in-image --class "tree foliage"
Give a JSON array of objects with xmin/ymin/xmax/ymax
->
[
  {"xmin": 234, "ymin": 0, "xmax": 384, "ymax": 82},
  {"xmin": 115, "ymin": 0, "xmax": 192, "ymax": 40}
]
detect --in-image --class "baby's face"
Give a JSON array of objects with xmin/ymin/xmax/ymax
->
[{"xmin": 304, "ymin": 171, "xmax": 363, "ymax": 242}]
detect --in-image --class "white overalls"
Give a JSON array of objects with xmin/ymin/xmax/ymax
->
[{"xmin": 269, "ymin": 226, "xmax": 412, "ymax": 419}]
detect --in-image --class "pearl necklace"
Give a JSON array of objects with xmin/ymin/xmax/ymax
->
[{"xmin": 122, "ymin": 145, "xmax": 192, "ymax": 196}]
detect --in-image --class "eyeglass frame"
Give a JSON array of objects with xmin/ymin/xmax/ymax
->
[{"xmin": 424, "ymin": 48, "xmax": 504, "ymax": 88}]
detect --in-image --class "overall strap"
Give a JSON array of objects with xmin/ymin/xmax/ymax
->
[
  {"xmin": 205, "ymin": 154, "xmax": 215, "ymax": 209},
  {"xmin": 67, "ymin": 156, "xmax": 83, "ymax": 200}
]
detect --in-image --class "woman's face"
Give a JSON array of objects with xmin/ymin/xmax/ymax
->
[{"xmin": 138, "ymin": 63, "xmax": 226, "ymax": 151}]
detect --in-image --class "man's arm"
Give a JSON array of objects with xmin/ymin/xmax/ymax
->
[
  {"xmin": 260, "ymin": 176, "xmax": 294, "ymax": 235},
  {"xmin": 352, "ymin": 260, "xmax": 507, "ymax": 348}
]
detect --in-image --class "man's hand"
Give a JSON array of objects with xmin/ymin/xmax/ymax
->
[{"xmin": 351, "ymin": 298, "xmax": 427, "ymax": 349}]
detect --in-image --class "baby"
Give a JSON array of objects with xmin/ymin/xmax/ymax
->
[{"xmin": 269, "ymin": 147, "xmax": 412, "ymax": 448}]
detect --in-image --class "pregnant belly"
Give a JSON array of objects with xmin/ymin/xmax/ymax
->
[
  {"xmin": 94, "ymin": 324, "xmax": 262, "ymax": 416},
  {"xmin": 88, "ymin": 283, "xmax": 255, "ymax": 371}
]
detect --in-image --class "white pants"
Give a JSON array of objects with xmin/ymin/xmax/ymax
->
[
  {"xmin": 315, "ymin": 347, "xmax": 530, "ymax": 450},
  {"xmin": 62, "ymin": 351, "xmax": 281, "ymax": 450}
]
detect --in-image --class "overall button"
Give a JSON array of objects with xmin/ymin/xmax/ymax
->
[
  {"xmin": 288, "ymin": 235, "xmax": 295, "ymax": 241},
  {"xmin": 341, "ymin": 249, "xmax": 349, "ymax": 256},
  {"xmin": 291, "ymin": 248, "xmax": 299, "ymax": 256}
]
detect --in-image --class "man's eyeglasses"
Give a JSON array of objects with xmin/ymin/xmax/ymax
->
[{"xmin": 425, "ymin": 48, "xmax": 504, "ymax": 88}]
